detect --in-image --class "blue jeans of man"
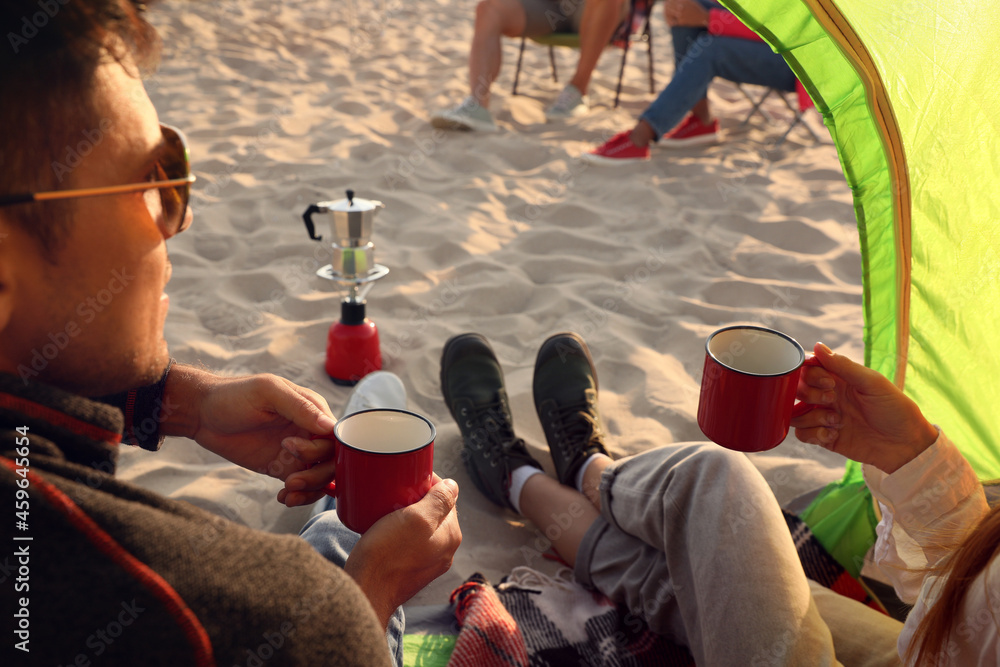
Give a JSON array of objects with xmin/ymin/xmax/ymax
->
[
  {"xmin": 639, "ymin": 0, "xmax": 796, "ymax": 138},
  {"xmin": 300, "ymin": 497, "xmax": 406, "ymax": 667}
]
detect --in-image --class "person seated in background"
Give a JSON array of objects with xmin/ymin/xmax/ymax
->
[
  {"xmin": 0, "ymin": 2, "xmax": 460, "ymax": 665},
  {"xmin": 583, "ymin": 0, "xmax": 796, "ymax": 163},
  {"xmin": 431, "ymin": 0, "xmax": 628, "ymax": 132}
]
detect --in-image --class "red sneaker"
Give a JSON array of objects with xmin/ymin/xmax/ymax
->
[
  {"xmin": 582, "ymin": 131, "xmax": 651, "ymax": 165},
  {"xmin": 659, "ymin": 114, "xmax": 720, "ymax": 148}
]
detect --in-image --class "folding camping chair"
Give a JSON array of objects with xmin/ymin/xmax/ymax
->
[
  {"xmin": 510, "ymin": 0, "xmax": 656, "ymax": 108},
  {"xmin": 738, "ymin": 80, "xmax": 821, "ymax": 145}
]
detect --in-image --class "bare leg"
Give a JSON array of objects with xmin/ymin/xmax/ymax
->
[
  {"xmin": 518, "ymin": 473, "xmax": 600, "ymax": 568},
  {"xmin": 690, "ymin": 97, "xmax": 711, "ymax": 123},
  {"xmin": 469, "ymin": 0, "xmax": 528, "ymax": 107},
  {"xmin": 569, "ymin": 0, "xmax": 627, "ymax": 94},
  {"xmin": 628, "ymin": 119, "xmax": 657, "ymax": 147},
  {"xmin": 628, "ymin": 99, "xmax": 711, "ymax": 146},
  {"xmin": 579, "ymin": 453, "xmax": 614, "ymax": 509}
]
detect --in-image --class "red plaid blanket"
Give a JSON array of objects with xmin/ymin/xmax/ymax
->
[{"xmin": 447, "ymin": 511, "xmax": 885, "ymax": 666}]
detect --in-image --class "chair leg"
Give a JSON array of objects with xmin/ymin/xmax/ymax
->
[
  {"xmin": 614, "ymin": 2, "xmax": 640, "ymax": 108},
  {"xmin": 778, "ymin": 92, "xmax": 821, "ymax": 144},
  {"xmin": 615, "ymin": 41, "xmax": 633, "ymax": 108},
  {"xmin": 800, "ymin": 118, "xmax": 822, "ymax": 143},
  {"xmin": 646, "ymin": 23, "xmax": 654, "ymax": 95},
  {"xmin": 548, "ymin": 45, "xmax": 558, "ymax": 84},
  {"xmin": 738, "ymin": 84, "xmax": 775, "ymax": 126},
  {"xmin": 512, "ymin": 35, "xmax": 528, "ymax": 96}
]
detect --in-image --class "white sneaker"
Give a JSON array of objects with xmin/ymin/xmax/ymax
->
[
  {"xmin": 342, "ymin": 371, "xmax": 407, "ymax": 417},
  {"xmin": 430, "ymin": 96, "xmax": 498, "ymax": 133},
  {"xmin": 545, "ymin": 84, "xmax": 589, "ymax": 121}
]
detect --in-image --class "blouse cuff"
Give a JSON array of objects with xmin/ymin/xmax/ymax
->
[{"xmin": 864, "ymin": 429, "xmax": 981, "ymax": 525}]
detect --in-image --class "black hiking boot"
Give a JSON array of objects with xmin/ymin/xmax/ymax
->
[
  {"xmin": 440, "ymin": 333, "xmax": 542, "ymax": 511},
  {"xmin": 532, "ymin": 332, "xmax": 609, "ymax": 487}
]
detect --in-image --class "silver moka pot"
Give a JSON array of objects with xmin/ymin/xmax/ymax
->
[
  {"xmin": 301, "ymin": 189, "xmax": 389, "ymax": 386},
  {"xmin": 302, "ymin": 189, "xmax": 385, "ymax": 279}
]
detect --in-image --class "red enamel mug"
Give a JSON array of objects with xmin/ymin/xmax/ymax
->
[
  {"xmin": 697, "ymin": 326, "xmax": 812, "ymax": 452},
  {"xmin": 327, "ymin": 408, "xmax": 435, "ymax": 534}
]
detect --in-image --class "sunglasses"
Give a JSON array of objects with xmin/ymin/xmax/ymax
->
[{"xmin": 0, "ymin": 123, "xmax": 195, "ymax": 238}]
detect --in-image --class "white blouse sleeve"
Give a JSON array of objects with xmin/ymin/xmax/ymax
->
[{"xmin": 862, "ymin": 431, "xmax": 989, "ymax": 604}]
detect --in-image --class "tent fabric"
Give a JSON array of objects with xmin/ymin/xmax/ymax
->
[
  {"xmin": 798, "ymin": 463, "xmax": 874, "ymax": 578},
  {"xmin": 717, "ymin": 0, "xmax": 1000, "ymax": 479}
]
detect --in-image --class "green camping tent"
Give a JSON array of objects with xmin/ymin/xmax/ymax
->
[{"xmin": 718, "ymin": 0, "xmax": 1000, "ymax": 573}]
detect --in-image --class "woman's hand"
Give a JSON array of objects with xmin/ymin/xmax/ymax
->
[{"xmin": 792, "ymin": 343, "xmax": 938, "ymax": 473}]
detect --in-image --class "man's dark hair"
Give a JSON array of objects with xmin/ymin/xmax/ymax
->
[{"xmin": 0, "ymin": 0, "xmax": 159, "ymax": 254}]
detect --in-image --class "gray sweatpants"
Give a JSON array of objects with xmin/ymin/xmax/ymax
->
[{"xmin": 574, "ymin": 443, "xmax": 903, "ymax": 666}]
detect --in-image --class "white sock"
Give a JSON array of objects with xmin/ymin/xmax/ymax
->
[
  {"xmin": 508, "ymin": 465, "xmax": 544, "ymax": 515},
  {"xmin": 574, "ymin": 453, "xmax": 603, "ymax": 494}
]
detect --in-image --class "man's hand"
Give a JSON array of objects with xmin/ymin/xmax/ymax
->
[
  {"xmin": 161, "ymin": 365, "xmax": 338, "ymax": 506},
  {"xmin": 345, "ymin": 476, "xmax": 462, "ymax": 630},
  {"xmin": 664, "ymin": 0, "xmax": 709, "ymax": 28},
  {"xmin": 791, "ymin": 343, "xmax": 939, "ymax": 473}
]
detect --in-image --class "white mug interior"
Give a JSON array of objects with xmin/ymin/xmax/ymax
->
[
  {"xmin": 707, "ymin": 327, "xmax": 804, "ymax": 376},
  {"xmin": 336, "ymin": 409, "xmax": 434, "ymax": 454}
]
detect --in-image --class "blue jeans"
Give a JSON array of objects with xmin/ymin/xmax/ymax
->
[
  {"xmin": 300, "ymin": 497, "xmax": 406, "ymax": 667},
  {"xmin": 639, "ymin": 0, "xmax": 796, "ymax": 138}
]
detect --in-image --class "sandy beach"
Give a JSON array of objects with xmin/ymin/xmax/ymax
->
[{"xmin": 118, "ymin": 0, "xmax": 864, "ymax": 606}]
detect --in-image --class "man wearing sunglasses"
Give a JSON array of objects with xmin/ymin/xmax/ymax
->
[{"xmin": 0, "ymin": 1, "xmax": 460, "ymax": 665}]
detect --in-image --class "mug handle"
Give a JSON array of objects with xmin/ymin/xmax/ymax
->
[{"xmin": 790, "ymin": 355, "xmax": 823, "ymax": 418}]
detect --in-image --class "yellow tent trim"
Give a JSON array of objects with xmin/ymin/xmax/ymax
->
[{"xmin": 801, "ymin": 0, "xmax": 912, "ymax": 388}]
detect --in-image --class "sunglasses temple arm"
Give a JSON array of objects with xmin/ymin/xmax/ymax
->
[{"xmin": 0, "ymin": 193, "xmax": 37, "ymax": 207}]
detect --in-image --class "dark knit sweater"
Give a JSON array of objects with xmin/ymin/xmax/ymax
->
[{"xmin": 0, "ymin": 373, "xmax": 392, "ymax": 666}]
